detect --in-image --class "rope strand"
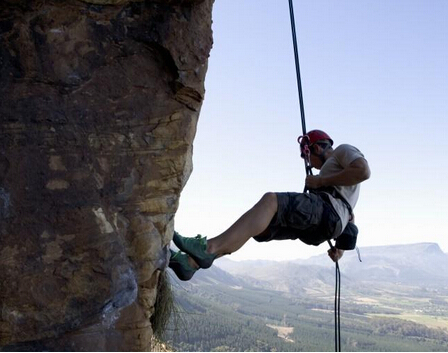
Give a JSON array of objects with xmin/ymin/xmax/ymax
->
[
  {"xmin": 288, "ymin": 1, "xmax": 341, "ymax": 350},
  {"xmin": 288, "ymin": 0, "xmax": 311, "ymax": 180},
  {"xmin": 336, "ymin": 262, "xmax": 341, "ymax": 352},
  {"xmin": 288, "ymin": 0, "xmax": 307, "ymax": 135}
]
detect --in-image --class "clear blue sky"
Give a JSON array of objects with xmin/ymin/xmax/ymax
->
[{"xmin": 175, "ymin": 0, "xmax": 448, "ymax": 261}]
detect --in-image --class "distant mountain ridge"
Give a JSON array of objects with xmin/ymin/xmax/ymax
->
[{"xmin": 213, "ymin": 242, "xmax": 448, "ymax": 290}]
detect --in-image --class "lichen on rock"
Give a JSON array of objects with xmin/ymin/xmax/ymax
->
[{"xmin": 0, "ymin": 0, "xmax": 213, "ymax": 350}]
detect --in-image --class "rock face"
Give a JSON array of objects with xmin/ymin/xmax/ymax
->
[{"xmin": 0, "ymin": 0, "xmax": 213, "ymax": 350}]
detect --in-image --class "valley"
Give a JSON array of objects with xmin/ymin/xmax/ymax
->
[{"xmin": 164, "ymin": 243, "xmax": 448, "ymax": 351}]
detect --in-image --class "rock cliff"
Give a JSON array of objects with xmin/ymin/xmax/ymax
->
[{"xmin": 0, "ymin": 0, "xmax": 213, "ymax": 350}]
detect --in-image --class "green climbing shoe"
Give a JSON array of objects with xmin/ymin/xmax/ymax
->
[
  {"xmin": 169, "ymin": 249, "xmax": 197, "ymax": 281},
  {"xmin": 173, "ymin": 231, "xmax": 217, "ymax": 269}
]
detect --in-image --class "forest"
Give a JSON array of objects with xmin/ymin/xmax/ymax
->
[{"xmin": 163, "ymin": 274, "xmax": 448, "ymax": 352}]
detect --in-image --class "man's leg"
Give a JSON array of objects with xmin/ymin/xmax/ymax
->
[{"xmin": 206, "ymin": 192, "xmax": 278, "ymax": 256}]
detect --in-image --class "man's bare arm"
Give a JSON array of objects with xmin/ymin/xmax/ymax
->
[{"xmin": 306, "ymin": 157, "xmax": 371, "ymax": 189}]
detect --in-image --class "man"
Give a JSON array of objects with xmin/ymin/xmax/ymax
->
[{"xmin": 169, "ymin": 130, "xmax": 371, "ymax": 281}]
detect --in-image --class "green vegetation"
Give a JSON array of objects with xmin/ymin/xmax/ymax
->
[
  {"xmin": 164, "ymin": 286, "xmax": 298, "ymax": 352},
  {"xmin": 151, "ymin": 271, "xmax": 175, "ymax": 339},
  {"xmin": 163, "ymin": 279, "xmax": 448, "ymax": 352}
]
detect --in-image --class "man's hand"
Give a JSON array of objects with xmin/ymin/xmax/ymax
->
[
  {"xmin": 305, "ymin": 175, "xmax": 324, "ymax": 189},
  {"xmin": 328, "ymin": 247, "xmax": 344, "ymax": 262}
]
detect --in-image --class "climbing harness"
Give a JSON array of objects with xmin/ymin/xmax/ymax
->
[{"xmin": 288, "ymin": 0, "xmax": 341, "ymax": 351}]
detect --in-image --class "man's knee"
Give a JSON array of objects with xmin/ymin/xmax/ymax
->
[{"xmin": 260, "ymin": 192, "xmax": 278, "ymax": 212}]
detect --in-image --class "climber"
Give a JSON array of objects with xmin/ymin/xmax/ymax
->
[{"xmin": 169, "ymin": 130, "xmax": 371, "ymax": 281}]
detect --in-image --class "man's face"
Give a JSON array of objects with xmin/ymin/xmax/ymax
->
[
  {"xmin": 309, "ymin": 145, "xmax": 324, "ymax": 169},
  {"xmin": 309, "ymin": 153, "xmax": 322, "ymax": 169}
]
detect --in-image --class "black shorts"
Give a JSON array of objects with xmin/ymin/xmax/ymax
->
[{"xmin": 254, "ymin": 192, "xmax": 341, "ymax": 246}]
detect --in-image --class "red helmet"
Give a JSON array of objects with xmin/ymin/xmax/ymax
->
[
  {"xmin": 298, "ymin": 129, "xmax": 333, "ymax": 147},
  {"xmin": 298, "ymin": 130, "xmax": 333, "ymax": 159}
]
